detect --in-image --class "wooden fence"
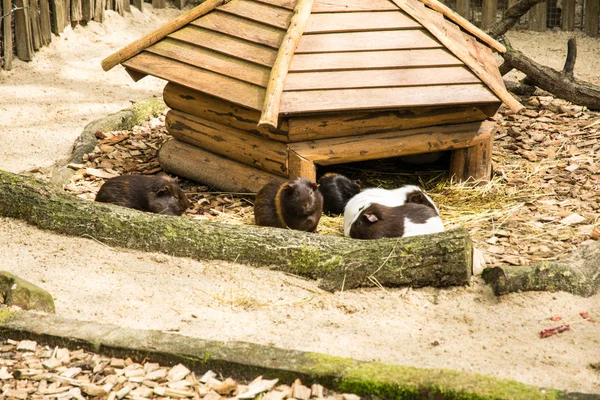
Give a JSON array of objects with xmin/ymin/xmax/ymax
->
[{"xmin": 0, "ymin": 0, "xmax": 599, "ymax": 71}]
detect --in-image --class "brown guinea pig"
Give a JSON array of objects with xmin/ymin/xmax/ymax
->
[
  {"xmin": 317, "ymin": 173, "xmax": 361, "ymax": 216},
  {"xmin": 349, "ymin": 203, "xmax": 445, "ymax": 240},
  {"xmin": 95, "ymin": 174, "xmax": 191, "ymax": 216},
  {"xmin": 254, "ymin": 178, "xmax": 323, "ymax": 232}
]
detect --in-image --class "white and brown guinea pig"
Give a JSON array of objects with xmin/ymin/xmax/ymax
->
[
  {"xmin": 349, "ymin": 203, "xmax": 445, "ymax": 240},
  {"xmin": 343, "ymin": 185, "xmax": 440, "ymax": 236}
]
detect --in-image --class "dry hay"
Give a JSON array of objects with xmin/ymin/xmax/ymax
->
[{"xmin": 62, "ymin": 95, "xmax": 600, "ymax": 268}]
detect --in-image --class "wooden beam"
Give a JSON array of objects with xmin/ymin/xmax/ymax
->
[
  {"xmin": 101, "ymin": 0, "xmax": 230, "ymax": 71},
  {"xmin": 390, "ymin": 0, "xmax": 524, "ymax": 113},
  {"xmin": 288, "ymin": 120, "xmax": 495, "ymax": 166},
  {"xmin": 288, "ymin": 150, "xmax": 316, "ymax": 181},
  {"xmin": 158, "ymin": 139, "xmax": 281, "ymax": 193},
  {"xmin": 166, "ymin": 110, "xmax": 289, "ymax": 176},
  {"xmin": 258, "ymin": 0, "xmax": 314, "ymax": 130},
  {"xmin": 418, "ymin": 0, "xmax": 506, "ymax": 52},
  {"xmin": 449, "ymin": 132, "xmax": 493, "ymax": 182}
]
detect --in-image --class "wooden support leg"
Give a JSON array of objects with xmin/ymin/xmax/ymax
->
[
  {"xmin": 288, "ymin": 150, "xmax": 316, "ymax": 183},
  {"xmin": 449, "ymin": 134, "xmax": 493, "ymax": 182}
]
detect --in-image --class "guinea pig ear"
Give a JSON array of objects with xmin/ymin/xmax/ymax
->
[
  {"xmin": 310, "ymin": 182, "xmax": 319, "ymax": 190},
  {"xmin": 282, "ymin": 182, "xmax": 295, "ymax": 193},
  {"xmin": 156, "ymin": 183, "xmax": 173, "ymax": 196},
  {"xmin": 364, "ymin": 212, "xmax": 379, "ymax": 223},
  {"xmin": 407, "ymin": 191, "xmax": 425, "ymax": 204},
  {"xmin": 352, "ymin": 179, "xmax": 361, "ymax": 187}
]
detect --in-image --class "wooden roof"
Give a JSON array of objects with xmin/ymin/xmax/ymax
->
[{"xmin": 103, "ymin": 0, "xmax": 524, "ymax": 129}]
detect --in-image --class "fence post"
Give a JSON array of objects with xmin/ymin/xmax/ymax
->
[
  {"xmin": 456, "ymin": 0, "xmax": 470, "ymax": 19},
  {"xmin": 482, "ymin": 0, "xmax": 497, "ymax": 29},
  {"xmin": 529, "ymin": 1, "xmax": 547, "ymax": 30},
  {"xmin": 562, "ymin": 0, "xmax": 576, "ymax": 30},
  {"xmin": 2, "ymin": 0, "xmax": 13, "ymax": 70},
  {"xmin": 584, "ymin": 0, "xmax": 600, "ymax": 36}
]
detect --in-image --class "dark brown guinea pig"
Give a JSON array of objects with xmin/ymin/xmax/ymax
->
[
  {"xmin": 349, "ymin": 203, "xmax": 445, "ymax": 240},
  {"xmin": 95, "ymin": 174, "xmax": 191, "ymax": 216},
  {"xmin": 254, "ymin": 178, "xmax": 323, "ymax": 232},
  {"xmin": 317, "ymin": 173, "xmax": 361, "ymax": 216}
]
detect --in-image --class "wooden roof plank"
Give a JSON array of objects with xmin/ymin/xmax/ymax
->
[
  {"xmin": 312, "ymin": 0, "xmax": 397, "ymax": 12},
  {"xmin": 123, "ymin": 52, "xmax": 265, "ymax": 111},
  {"xmin": 390, "ymin": 0, "xmax": 524, "ymax": 112},
  {"xmin": 147, "ymin": 38, "xmax": 271, "ymax": 87},
  {"xmin": 296, "ymin": 30, "xmax": 442, "ymax": 53},
  {"xmin": 419, "ymin": 0, "xmax": 505, "ymax": 52},
  {"xmin": 102, "ymin": 0, "xmax": 227, "ymax": 71},
  {"xmin": 279, "ymin": 84, "xmax": 499, "ymax": 114},
  {"xmin": 284, "ymin": 66, "xmax": 480, "ymax": 91},
  {"xmin": 253, "ymin": 0, "xmax": 296, "ymax": 10},
  {"xmin": 304, "ymin": 11, "xmax": 421, "ymax": 33},
  {"xmin": 289, "ymin": 48, "xmax": 462, "ymax": 71},
  {"xmin": 259, "ymin": 0, "xmax": 314, "ymax": 128},
  {"xmin": 192, "ymin": 11, "xmax": 285, "ymax": 49},
  {"xmin": 169, "ymin": 26, "xmax": 277, "ymax": 67},
  {"xmin": 218, "ymin": 0, "xmax": 293, "ymax": 29}
]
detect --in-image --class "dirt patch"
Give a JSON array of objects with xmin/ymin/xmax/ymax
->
[{"xmin": 1, "ymin": 9, "xmax": 600, "ymax": 395}]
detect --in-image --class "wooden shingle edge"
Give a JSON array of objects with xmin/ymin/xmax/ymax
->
[
  {"xmin": 391, "ymin": 0, "xmax": 524, "ymax": 113},
  {"xmin": 101, "ymin": 0, "xmax": 232, "ymax": 72},
  {"xmin": 258, "ymin": 0, "xmax": 314, "ymax": 129},
  {"xmin": 419, "ymin": 0, "xmax": 506, "ymax": 53}
]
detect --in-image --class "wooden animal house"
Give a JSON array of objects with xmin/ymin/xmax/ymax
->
[{"xmin": 102, "ymin": 0, "xmax": 524, "ymax": 192}]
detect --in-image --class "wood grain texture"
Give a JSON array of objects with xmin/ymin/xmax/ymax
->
[
  {"xmin": 289, "ymin": 120, "xmax": 495, "ymax": 166},
  {"xmin": 284, "ymin": 66, "xmax": 480, "ymax": 91},
  {"xmin": 286, "ymin": 104, "xmax": 498, "ymax": 141},
  {"xmin": 170, "ymin": 26, "xmax": 278, "ymax": 68},
  {"xmin": 2, "ymin": 0, "xmax": 13, "ymax": 70},
  {"xmin": 14, "ymin": 0, "xmax": 34, "ymax": 61},
  {"xmin": 259, "ymin": 0, "xmax": 314, "ymax": 129},
  {"xmin": 288, "ymin": 150, "xmax": 316, "ymax": 181},
  {"xmin": 450, "ymin": 133, "xmax": 493, "ymax": 181},
  {"xmin": 192, "ymin": 11, "xmax": 285, "ymax": 49},
  {"xmin": 289, "ymin": 48, "xmax": 462, "ymax": 71},
  {"xmin": 28, "ymin": 0, "xmax": 42, "ymax": 51},
  {"xmin": 123, "ymin": 52, "xmax": 265, "ymax": 111},
  {"xmin": 312, "ymin": 0, "xmax": 397, "ymax": 12},
  {"xmin": 390, "ymin": 0, "xmax": 524, "ymax": 113},
  {"xmin": 163, "ymin": 82, "xmax": 290, "ymax": 142},
  {"xmin": 419, "ymin": 0, "xmax": 505, "ymax": 52},
  {"xmin": 102, "ymin": 0, "xmax": 227, "ymax": 71},
  {"xmin": 159, "ymin": 139, "xmax": 281, "ymax": 193},
  {"xmin": 219, "ymin": 0, "xmax": 293, "ymax": 29},
  {"xmin": 253, "ymin": 0, "xmax": 296, "ymax": 9},
  {"xmin": 296, "ymin": 29, "xmax": 441, "ymax": 52},
  {"xmin": 280, "ymin": 84, "xmax": 499, "ymax": 114},
  {"xmin": 147, "ymin": 38, "xmax": 271, "ymax": 87},
  {"xmin": 166, "ymin": 110, "xmax": 288, "ymax": 176},
  {"xmin": 304, "ymin": 11, "xmax": 420, "ymax": 33}
]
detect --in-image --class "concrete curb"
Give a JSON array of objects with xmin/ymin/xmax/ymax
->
[
  {"xmin": 49, "ymin": 97, "xmax": 168, "ymax": 187},
  {"xmin": 1, "ymin": 311, "xmax": 595, "ymax": 400}
]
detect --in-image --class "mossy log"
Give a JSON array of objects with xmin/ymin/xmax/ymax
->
[
  {"xmin": 0, "ymin": 170, "xmax": 472, "ymax": 291},
  {"xmin": 482, "ymin": 243, "xmax": 600, "ymax": 297}
]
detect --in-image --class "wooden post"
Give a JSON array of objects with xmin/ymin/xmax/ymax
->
[
  {"xmin": 584, "ymin": 0, "xmax": 599, "ymax": 37},
  {"xmin": 132, "ymin": 0, "xmax": 142, "ymax": 10},
  {"xmin": 2, "ymin": 0, "xmax": 13, "ymax": 70},
  {"xmin": 456, "ymin": 0, "xmax": 470, "ymax": 19},
  {"xmin": 152, "ymin": 0, "xmax": 166, "ymax": 9},
  {"xmin": 29, "ymin": 0, "xmax": 42, "ymax": 51},
  {"xmin": 288, "ymin": 150, "xmax": 316, "ymax": 182},
  {"xmin": 528, "ymin": 1, "xmax": 547, "ymax": 31},
  {"xmin": 71, "ymin": 0, "xmax": 82, "ymax": 23},
  {"xmin": 449, "ymin": 133, "xmax": 493, "ymax": 182},
  {"xmin": 562, "ymin": 0, "xmax": 575, "ymax": 30},
  {"xmin": 481, "ymin": 0, "xmax": 498, "ymax": 30},
  {"xmin": 82, "ymin": 0, "xmax": 93, "ymax": 21},
  {"xmin": 94, "ymin": 0, "xmax": 104, "ymax": 22},
  {"xmin": 14, "ymin": 0, "xmax": 34, "ymax": 61},
  {"xmin": 173, "ymin": 0, "xmax": 187, "ymax": 9},
  {"xmin": 38, "ymin": 0, "xmax": 52, "ymax": 45},
  {"xmin": 49, "ymin": 0, "xmax": 66, "ymax": 34},
  {"xmin": 259, "ymin": 0, "xmax": 315, "ymax": 129}
]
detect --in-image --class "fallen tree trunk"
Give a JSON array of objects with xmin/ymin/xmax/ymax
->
[
  {"xmin": 0, "ymin": 170, "xmax": 472, "ymax": 292},
  {"xmin": 502, "ymin": 39, "xmax": 600, "ymax": 111},
  {"xmin": 482, "ymin": 243, "xmax": 600, "ymax": 297}
]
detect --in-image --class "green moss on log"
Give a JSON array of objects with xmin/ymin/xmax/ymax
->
[{"xmin": 0, "ymin": 170, "xmax": 473, "ymax": 292}]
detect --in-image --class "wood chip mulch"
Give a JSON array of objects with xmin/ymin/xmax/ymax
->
[
  {"xmin": 61, "ymin": 94, "xmax": 600, "ymax": 268},
  {"xmin": 0, "ymin": 338, "xmax": 359, "ymax": 400}
]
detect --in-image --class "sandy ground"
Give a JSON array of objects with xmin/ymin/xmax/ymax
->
[{"xmin": 1, "ymin": 8, "xmax": 599, "ymax": 394}]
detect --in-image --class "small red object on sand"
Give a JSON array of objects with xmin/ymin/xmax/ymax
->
[
  {"xmin": 550, "ymin": 316, "xmax": 562, "ymax": 321},
  {"xmin": 580, "ymin": 312, "xmax": 596, "ymax": 322},
  {"xmin": 540, "ymin": 324, "xmax": 570, "ymax": 338}
]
